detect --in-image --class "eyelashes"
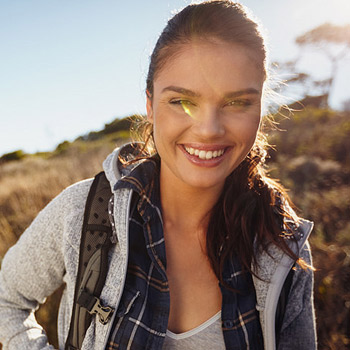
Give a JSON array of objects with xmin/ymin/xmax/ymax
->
[
  {"xmin": 169, "ymin": 98, "xmax": 254, "ymax": 109},
  {"xmin": 225, "ymin": 99, "xmax": 253, "ymax": 107},
  {"xmin": 169, "ymin": 99, "xmax": 194, "ymax": 106}
]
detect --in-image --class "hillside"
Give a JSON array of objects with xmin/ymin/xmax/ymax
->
[{"xmin": 267, "ymin": 107, "xmax": 350, "ymax": 349}]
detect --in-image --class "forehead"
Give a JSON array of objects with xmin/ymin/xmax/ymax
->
[{"xmin": 153, "ymin": 40, "xmax": 265, "ymax": 97}]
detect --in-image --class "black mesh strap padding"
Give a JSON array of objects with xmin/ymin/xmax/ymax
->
[{"xmin": 65, "ymin": 172, "xmax": 114, "ymax": 350}]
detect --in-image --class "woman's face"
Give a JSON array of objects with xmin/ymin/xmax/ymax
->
[{"xmin": 147, "ymin": 40, "xmax": 265, "ymax": 192}]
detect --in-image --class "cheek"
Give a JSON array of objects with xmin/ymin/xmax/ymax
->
[
  {"xmin": 228, "ymin": 115, "xmax": 261, "ymax": 145},
  {"xmin": 248, "ymin": 118, "xmax": 262, "ymax": 140},
  {"xmin": 152, "ymin": 106, "xmax": 191, "ymax": 142},
  {"xmin": 151, "ymin": 111, "xmax": 176, "ymax": 152}
]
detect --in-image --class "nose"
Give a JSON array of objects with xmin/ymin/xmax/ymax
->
[{"xmin": 191, "ymin": 107, "xmax": 225, "ymax": 139}]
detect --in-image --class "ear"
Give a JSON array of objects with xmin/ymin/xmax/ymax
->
[{"xmin": 146, "ymin": 90, "xmax": 154, "ymax": 124}]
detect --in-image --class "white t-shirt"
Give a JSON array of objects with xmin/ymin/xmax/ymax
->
[{"xmin": 163, "ymin": 311, "xmax": 226, "ymax": 349}]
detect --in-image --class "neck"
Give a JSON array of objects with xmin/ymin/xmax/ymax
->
[{"xmin": 159, "ymin": 170, "xmax": 224, "ymax": 236}]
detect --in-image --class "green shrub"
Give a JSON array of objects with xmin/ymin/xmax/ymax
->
[
  {"xmin": 55, "ymin": 140, "xmax": 71, "ymax": 153},
  {"xmin": 0, "ymin": 150, "xmax": 26, "ymax": 163}
]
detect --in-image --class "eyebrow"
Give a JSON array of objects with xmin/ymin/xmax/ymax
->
[
  {"xmin": 224, "ymin": 88, "xmax": 260, "ymax": 99},
  {"xmin": 162, "ymin": 86, "xmax": 200, "ymax": 97},
  {"xmin": 161, "ymin": 85, "xmax": 260, "ymax": 98}
]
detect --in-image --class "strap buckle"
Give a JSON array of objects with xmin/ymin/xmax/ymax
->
[
  {"xmin": 77, "ymin": 289, "xmax": 114, "ymax": 325},
  {"xmin": 89, "ymin": 296, "xmax": 114, "ymax": 325}
]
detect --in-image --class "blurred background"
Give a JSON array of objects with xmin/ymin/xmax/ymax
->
[{"xmin": 0, "ymin": 0, "xmax": 349, "ymax": 349}]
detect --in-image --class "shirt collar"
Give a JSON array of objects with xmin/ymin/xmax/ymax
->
[{"xmin": 114, "ymin": 156, "xmax": 162, "ymax": 223}]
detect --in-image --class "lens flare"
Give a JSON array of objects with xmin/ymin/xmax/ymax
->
[{"xmin": 181, "ymin": 101, "xmax": 194, "ymax": 119}]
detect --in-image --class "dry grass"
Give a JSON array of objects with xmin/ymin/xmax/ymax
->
[{"xmin": 0, "ymin": 143, "xmax": 116, "ymax": 257}]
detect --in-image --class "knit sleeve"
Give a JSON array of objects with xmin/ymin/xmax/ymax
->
[{"xmin": 0, "ymin": 180, "xmax": 91, "ymax": 350}]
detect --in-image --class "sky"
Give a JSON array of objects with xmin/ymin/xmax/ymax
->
[{"xmin": 1, "ymin": 0, "xmax": 350, "ymax": 156}]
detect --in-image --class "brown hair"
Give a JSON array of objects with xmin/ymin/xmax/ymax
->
[
  {"xmin": 132, "ymin": 0, "xmax": 303, "ymax": 282},
  {"xmin": 147, "ymin": 0, "xmax": 267, "ymax": 94}
]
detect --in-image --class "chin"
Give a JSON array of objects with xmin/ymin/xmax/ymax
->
[{"xmin": 180, "ymin": 174, "xmax": 227, "ymax": 191}]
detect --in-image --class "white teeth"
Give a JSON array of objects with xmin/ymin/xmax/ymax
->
[
  {"xmin": 205, "ymin": 151, "xmax": 213, "ymax": 160},
  {"xmin": 184, "ymin": 146, "xmax": 225, "ymax": 159},
  {"xmin": 199, "ymin": 150, "xmax": 206, "ymax": 159}
]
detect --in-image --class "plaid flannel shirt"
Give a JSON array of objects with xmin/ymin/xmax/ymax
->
[{"xmin": 106, "ymin": 158, "xmax": 263, "ymax": 350}]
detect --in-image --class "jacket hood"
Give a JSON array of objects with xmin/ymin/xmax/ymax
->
[{"xmin": 102, "ymin": 143, "xmax": 142, "ymax": 193}]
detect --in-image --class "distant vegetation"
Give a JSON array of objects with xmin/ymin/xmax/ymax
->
[
  {"xmin": 0, "ymin": 115, "xmax": 135, "ymax": 164},
  {"xmin": 267, "ymin": 107, "xmax": 350, "ymax": 349},
  {"xmin": 0, "ymin": 107, "xmax": 349, "ymax": 349},
  {"xmin": 77, "ymin": 116, "xmax": 133, "ymax": 142},
  {"xmin": 0, "ymin": 150, "xmax": 27, "ymax": 163}
]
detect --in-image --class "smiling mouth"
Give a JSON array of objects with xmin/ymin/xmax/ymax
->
[{"xmin": 183, "ymin": 146, "xmax": 226, "ymax": 160}]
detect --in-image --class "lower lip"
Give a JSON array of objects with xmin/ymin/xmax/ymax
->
[{"xmin": 179, "ymin": 145, "xmax": 231, "ymax": 168}]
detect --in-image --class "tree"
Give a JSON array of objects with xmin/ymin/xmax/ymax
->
[
  {"xmin": 296, "ymin": 23, "xmax": 350, "ymax": 106},
  {"xmin": 271, "ymin": 60, "xmax": 331, "ymax": 109}
]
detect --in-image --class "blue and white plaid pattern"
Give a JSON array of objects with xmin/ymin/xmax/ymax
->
[{"xmin": 106, "ymin": 158, "xmax": 263, "ymax": 349}]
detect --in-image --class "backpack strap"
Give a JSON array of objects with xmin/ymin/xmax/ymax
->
[{"xmin": 65, "ymin": 171, "xmax": 115, "ymax": 350}]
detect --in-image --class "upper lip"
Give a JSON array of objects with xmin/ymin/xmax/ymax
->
[{"xmin": 180, "ymin": 143, "xmax": 230, "ymax": 151}]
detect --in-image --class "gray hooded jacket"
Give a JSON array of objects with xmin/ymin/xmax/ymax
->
[{"xmin": 0, "ymin": 146, "xmax": 316, "ymax": 350}]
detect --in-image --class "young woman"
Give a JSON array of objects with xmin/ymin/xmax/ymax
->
[{"xmin": 0, "ymin": 1, "xmax": 316, "ymax": 349}]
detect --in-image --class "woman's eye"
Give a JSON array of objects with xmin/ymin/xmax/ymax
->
[
  {"xmin": 226, "ymin": 99, "xmax": 252, "ymax": 107},
  {"xmin": 169, "ymin": 99, "xmax": 193, "ymax": 106},
  {"xmin": 169, "ymin": 99, "xmax": 195, "ymax": 117}
]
